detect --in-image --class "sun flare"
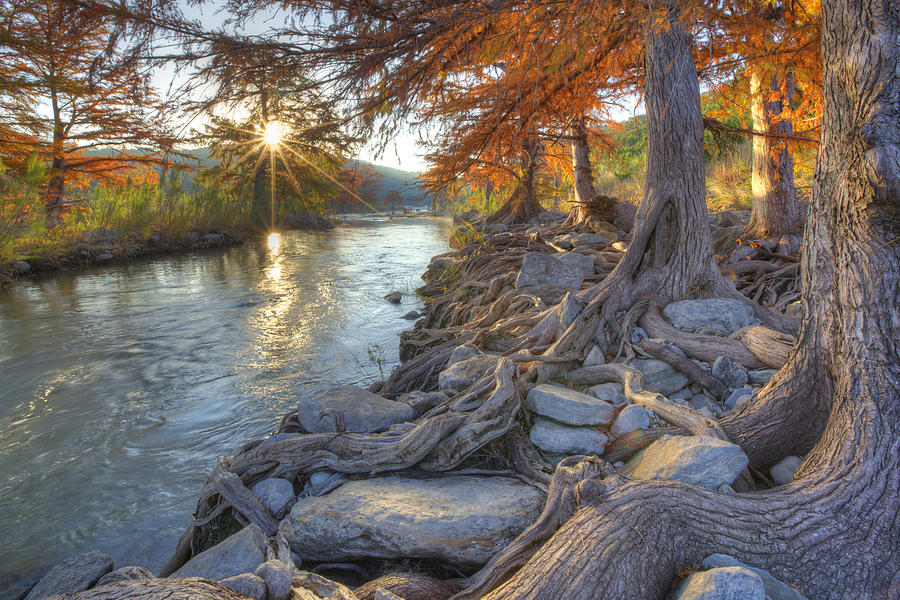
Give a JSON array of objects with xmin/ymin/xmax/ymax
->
[
  {"xmin": 263, "ymin": 121, "xmax": 284, "ymax": 147},
  {"xmin": 267, "ymin": 232, "xmax": 281, "ymax": 251}
]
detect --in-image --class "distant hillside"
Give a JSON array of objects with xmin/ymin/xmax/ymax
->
[{"xmin": 345, "ymin": 159, "xmax": 426, "ymax": 205}]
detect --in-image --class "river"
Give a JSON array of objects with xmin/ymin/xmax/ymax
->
[{"xmin": 0, "ymin": 216, "xmax": 449, "ymax": 597}]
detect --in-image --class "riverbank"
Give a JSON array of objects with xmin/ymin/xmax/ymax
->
[{"xmin": 13, "ymin": 210, "xmax": 805, "ymax": 600}]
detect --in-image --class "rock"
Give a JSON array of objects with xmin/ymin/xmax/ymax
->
[
  {"xmin": 669, "ymin": 387, "xmax": 693, "ymax": 401},
  {"xmin": 620, "ymin": 435, "xmax": 748, "ymax": 490},
  {"xmin": 401, "ymin": 310, "xmax": 420, "ymax": 320},
  {"xmin": 724, "ymin": 387, "xmax": 754, "ymax": 410},
  {"xmin": 770, "ymin": 455, "xmax": 803, "ymax": 485},
  {"xmin": 701, "ymin": 554, "xmax": 809, "ymax": 600},
  {"xmin": 583, "ymin": 345, "xmax": 606, "ymax": 367},
  {"xmin": 712, "ymin": 356, "xmax": 749, "ymax": 389},
  {"xmin": 630, "ymin": 325, "xmax": 649, "ymax": 343},
  {"xmin": 203, "ymin": 233, "xmax": 222, "ymax": 242},
  {"xmin": 280, "ymin": 476, "xmax": 544, "ymax": 566},
  {"xmin": 219, "ymin": 574, "xmax": 267, "ymax": 600},
  {"xmin": 525, "ymin": 384, "xmax": 616, "ymax": 426},
  {"xmin": 515, "ymin": 252, "xmax": 585, "ymax": 290},
  {"xmin": 96, "ymin": 566, "xmax": 153, "ymax": 586},
  {"xmin": 571, "ymin": 232, "xmax": 610, "ymax": 247},
  {"xmin": 785, "ymin": 301, "xmax": 802, "ymax": 317},
  {"xmin": 251, "ymin": 478, "xmax": 296, "ymax": 519},
  {"xmin": 438, "ymin": 354, "xmax": 498, "ymax": 394},
  {"xmin": 383, "ymin": 291, "xmax": 402, "ymax": 303},
  {"xmin": 676, "ymin": 566, "xmax": 765, "ymax": 600},
  {"xmin": 690, "ymin": 394, "xmax": 723, "ymax": 417},
  {"xmin": 610, "ymin": 404, "xmax": 650, "ymax": 437},
  {"xmin": 172, "ymin": 524, "xmax": 267, "ymax": 581},
  {"xmin": 612, "ymin": 201, "xmax": 637, "ymax": 232},
  {"xmin": 12, "ymin": 260, "xmax": 30, "ymax": 274},
  {"xmin": 374, "ymin": 589, "xmax": 406, "ymax": 600},
  {"xmin": 297, "ymin": 385, "xmax": 414, "ymax": 434},
  {"xmin": 554, "ymin": 251, "xmax": 595, "ymax": 275},
  {"xmin": 630, "ymin": 359, "xmax": 691, "ymax": 396},
  {"xmin": 556, "ymin": 292, "xmax": 585, "ymax": 329},
  {"xmin": 398, "ymin": 390, "xmax": 450, "ymax": 417},
  {"xmin": 25, "ymin": 550, "xmax": 113, "ymax": 600},
  {"xmin": 449, "ymin": 344, "xmax": 479, "ymax": 364},
  {"xmin": 663, "ymin": 299, "xmax": 756, "ymax": 336},
  {"xmin": 486, "ymin": 223, "xmax": 508, "ymax": 233},
  {"xmin": 588, "ymin": 219, "xmax": 618, "ymax": 238},
  {"xmin": 529, "ymin": 416, "xmax": 608, "ymax": 455},
  {"xmin": 95, "ymin": 253, "xmax": 114, "ymax": 261},
  {"xmin": 255, "ymin": 560, "xmax": 294, "ymax": 600},
  {"xmin": 748, "ymin": 369, "xmax": 778, "ymax": 386},
  {"xmin": 588, "ymin": 382, "xmax": 626, "ymax": 406},
  {"xmin": 611, "ymin": 241, "xmax": 628, "ymax": 252},
  {"xmin": 711, "ymin": 225, "xmax": 744, "ymax": 255},
  {"xmin": 551, "ymin": 233, "xmax": 576, "ymax": 249}
]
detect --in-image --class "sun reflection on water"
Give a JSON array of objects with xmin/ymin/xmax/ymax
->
[{"xmin": 267, "ymin": 232, "xmax": 281, "ymax": 252}]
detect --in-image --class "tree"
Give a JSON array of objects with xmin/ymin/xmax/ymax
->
[{"xmin": 0, "ymin": 0, "xmax": 173, "ymax": 224}]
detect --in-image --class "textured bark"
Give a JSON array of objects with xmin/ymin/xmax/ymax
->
[
  {"xmin": 486, "ymin": 138, "xmax": 543, "ymax": 224},
  {"xmin": 44, "ymin": 578, "xmax": 248, "ymax": 600},
  {"xmin": 746, "ymin": 69, "xmax": 801, "ymax": 238},
  {"xmin": 484, "ymin": 1, "xmax": 900, "ymax": 597},
  {"xmin": 569, "ymin": 115, "xmax": 614, "ymax": 222}
]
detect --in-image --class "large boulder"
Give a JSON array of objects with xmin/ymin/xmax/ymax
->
[
  {"xmin": 613, "ymin": 202, "xmax": 638, "ymax": 232},
  {"xmin": 280, "ymin": 476, "xmax": 544, "ymax": 566},
  {"xmin": 172, "ymin": 524, "xmax": 267, "ymax": 581},
  {"xmin": 219, "ymin": 574, "xmax": 267, "ymax": 600},
  {"xmin": 620, "ymin": 435, "xmax": 748, "ymax": 490},
  {"xmin": 701, "ymin": 554, "xmax": 809, "ymax": 600},
  {"xmin": 630, "ymin": 358, "xmax": 691, "ymax": 396},
  {"xmin": 297, "ymin": 385, "xmax": 414, "ymax": 434},
  {"xmin": 553, "ymin": 251, "xmax": 595, "ymax": 275},
  {"xmin": 515, "ymin": 253, "xmax": 586, "ymax": 289},
  {"xmin": 25, "ymin": 550, "xmax": 113, "ymax": 600},
  {"xmin": 438, "ymin": 354, "xmax": 498, "ymax": 394},
  {"xmin": 663, "ymin": 299, "xmax": 756, "ymax": 336},
  {"xmin": 96, "ymin": 566, "xmax": 153, "ymax": 586},
  {"xmin": 676, "ymin": 566, "xmax": 765, "ymax": 600},
  {"xmin": 529, "ymin": 416, "xmax": 608, "ymax": 455},
  {"xmin": 609, "ymin": 404, "xmax": 650, "ymax": 438},
  {"xmin": 525, "ymin": 384, "xmax": 616, "ymax": 426}
]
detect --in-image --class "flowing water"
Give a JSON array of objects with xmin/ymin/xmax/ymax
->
[{"xmin": 0, "ymin": 216, "xmax": 449, "ymax": 597}]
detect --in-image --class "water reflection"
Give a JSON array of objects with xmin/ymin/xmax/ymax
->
[{"xmin": 0, "ymin": 217, "xmax": 449, "ymax": 597}]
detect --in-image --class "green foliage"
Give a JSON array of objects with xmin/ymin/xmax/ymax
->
[{"xmin": 366, "ymin": 343, "xmax": 387, "ymax": 382}]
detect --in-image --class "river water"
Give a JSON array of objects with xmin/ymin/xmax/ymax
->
[{"xmin": 0, "ymin": 216, "xmax": 449, "ymax": 597}]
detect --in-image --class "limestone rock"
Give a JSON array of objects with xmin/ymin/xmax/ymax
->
[
  {"xmin": 383, "ymin": 291, "xmax": 402, "ymax": 303},
  {"xmin": 25, "ymin": 550, "xmax": 113, "ymax": 600},
  {"xmin": 663, "ymin": 299, "xmax": 756, "ymax": 336},
  {"xmin": 280, "ymin": 476, "xmax": 544, "ymax": 566},
  {"xmin": 525, "ymin": 384, "xmax": 616, "ymax": 426},
  {"xmin": 620, "ymin": 435, "xmax": 748, "ymax": 490},
  {"xmin": 530, "ymin": 416, "xmax": 608, "ymax": 455},
  {"xmin": 95, "ymin": 253, "xmax": 114, "ymax": 261},
  {"xmin": 724, "ymin": 387, "xmax": 753, "ymax": 410},
  {"xmin": 610, "ymin": 404, "xmax": 650, "ymax": 438},
  {"xmin": 172, "ymin": 524, "xmax": 267, "ymax": 581},
  {"xmin": 630, "ymin": 359, "xmax": 691, "ymax": 396},
  {"xmin": 398, "ymin": 390, "xmax": 450, "ymax": 417},
  {"xmin": 770, "ymin": 455, "xmax": 803, "ymax": 485},
  {"xmin": 297, "ymin": 385, "xmax": 413, "ymax": 434},
  {"xmin": 748, "ymin": 369, "xmax": 778, "ymax": 386},
  {"xmin": 701, "ymin": 554, "xmax": 809, "ymax": 600},
  {"xmin": 255, "ymin": 560, "xmax": 294, "ymax": 600},
  {"xmin": 690, "ymin": 394, "xmax": 723, "ymax": 417},
  {"xmin": 712, "ymin": 356, "xmax": 749, "ymax": 389},
  {"xmin": 515, "ymin": 252, "xmax": 585, "ymax": 290},
  {"xmin": 570, "ymin": 232, "xmax": 610, "ymax": 247},
  {"xmin": 449, "ymin": 344, "xmax": 479, "ymax": 365},
  {"xmin": 95, "ymin": 566, "xmax": 153, "ymax": 586},
  {"xmin": 401, "ymin": 310, "xmax": 420, "ymax": 320},
  {"xmin": 438, "ymin": 354, "xmax": 498, "ymax": 394},
  {"xmin": 612, "ymin": 201, "xmax": 637, "ymax": 232},
  {"xmin": 588, "ymin": 382, "xmax": 626, "ymax": 406},
  {"xmin": 555, "ymin": 292, "xmax": 585, "ymax": 329},
  {"xmin": 219, "ymin": 574, "xmax": 266, "ymax": 600},
  {"xmin": 676, "ymin": 566, "xmax": 765, "ymax": 600},
  {"xmin": 12, "ymin": 260, "xmax": 30, "ymax": 274},
  {"xmin": 583, "ymin": 345, "xmax": 606, "ymax": 367},
  {"xmin": 251, "ymin": 477, "xmax": 296, "ymax": 519},
  {"xmin": 553, "ymin": 251, "xmax": 595, "ymax": 275}
]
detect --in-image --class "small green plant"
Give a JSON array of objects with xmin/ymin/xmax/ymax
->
[{"xmin": 366, "ymin": 343, "xmax": 387, "ymax": 383}]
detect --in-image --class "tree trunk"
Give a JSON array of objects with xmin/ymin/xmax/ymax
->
[
  {"xmin": 44, "ymin": 157, "xmax": 65, "ymax": 227},
  {"xmin": 485, "ymin": 137, "xmax": 544, "ymax": 225},
  {"xmin": 746, "ymin": 68, "xmax": 801, "ymax": 240},
  {"xmin": 568, "ymin": 115, "xmax": 613, "ymax": 223},
  {"xmin": 484, "ymin": 1, "xmax": 900, "ymax": 597}
]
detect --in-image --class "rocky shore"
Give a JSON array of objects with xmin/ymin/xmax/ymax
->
[{"xmin": 17, "ymin": 208, "xmax": 808, "ymax": 600}]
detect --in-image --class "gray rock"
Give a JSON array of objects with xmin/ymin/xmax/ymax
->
[
  {"xmin": 219, "ymin": 574, "xmax": 267, "ymax": 600},
  {"xmin": 438, "ymin": 354, "xmax": 498, "ymax": 394},
  {"xmin": 676, "ymin": 566, "xmax": 765, "ymax": 600},
  {"xmin": 280, "ymin": 476, "xmax": 544, "ymax": 566},
  {"xmin": 96, "ymin": 566, "xmax": 153, "ymax": 586},
  {"xmin": 515, "ymin": 252, "xmax": 585, "ymax": 290},
  {"xmin": 669, "ymin": 387, "xmax": 694, "ymax": 401},
  {"xmin": 530, "ymin": 416, "xmax": 608, "ymax": 455},
  {"xmin": 690, "ymin": 394, "xmax": 723, "ymax": 417},
  {"xmin": 383, "ymin": 291, "xmax": 402, "ymax": 303},
  {"xmin": 712, "ymin": 356, "xmax": 749, "ymax": 389},
  {"xmin": 12, "ymin": 260, "xmax": 30, "ymax": 274},
  {"xmin": 770, "ymin": 455, "xmax": 802, "ymax": 485},
  {"xmin": 203, "ymin": 233, "xmax": 222, "ymax": 242},
  {"xmin": 724, "ymin": 387, "xmax": 754, "ymax": 410},
  {"xmin": 630, "ymin": 326, "xmax": 649, "ymax": 343},
  {"xmin": 486, "ymin": 223, "xmax": 508, "ymax": 234},
  {"xmin": 620, "ymin": 435, "xmax": 748, "ymax": 490},
  {"xmin": 298, "ymin": 385, "xmax": 414, "ymax": 434},
  {"xmin": 588, "ymin": 382, "xmax": 626, "ymax": 406},
  {"xmin": 631, "ymin": 359, "xmax": 691, "ymax": 396},
  {"xmin": 613, "ymin": 202, "xmax": 637, "ymax": 232},
  {"xmin": 701, "ymin": 554, "xmax": 809, "ymax": 600},
  {"xmin": 571, "ymin": 232, "xmax": 610, "ymax": 247},
  {"xmin": 255, "ymin": 560, "xmax": 294, "ymax": 600},
  {"xmin": 25, "ymin": 550, "xmax": 113, "ymax": 600},
  {"xmin": 748, "ymin": 369, "xmax": 778, "ymax": 386},
  {"xmin": 556, "ymin": 292, "xmax": 585, "ymax": 329},
  {"xmin": 554, "ymin": 251, "xmax": 595, "ymax": 275},
  {"xmin": 398, "ymin": 390, "xmax": 450, "ymax": 417},
  {"xmin": 610, "ymin": 404, "xmax": 650, "ymax": 437},
  {"xmin": 95, "ymin": 253, "xmax": 114, "ymax": 261},
  {"xmin": 583, "ymin": 345, "xmax": 606, "ymax": 367},
  {"xmin": 663, "ymin": 299, "xmax": 756, "ymax": 336},
  {"xmin": 251, "ymin": 477, "xmax": 295, "ymax": 519},
  {"xmin": 172, "ymin": 524, "xmax": 267, "ymax": 581},
  {"xmin": 401, "ymin": 310, "xmax": 420, "ymax": 320},
  {"xmin": 449, "ymin": 344, "xmax": 479, "ymax": 364},
  {"xmin": 525, "ymin": 384, "xmax": 616, "ymax": 426}
]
